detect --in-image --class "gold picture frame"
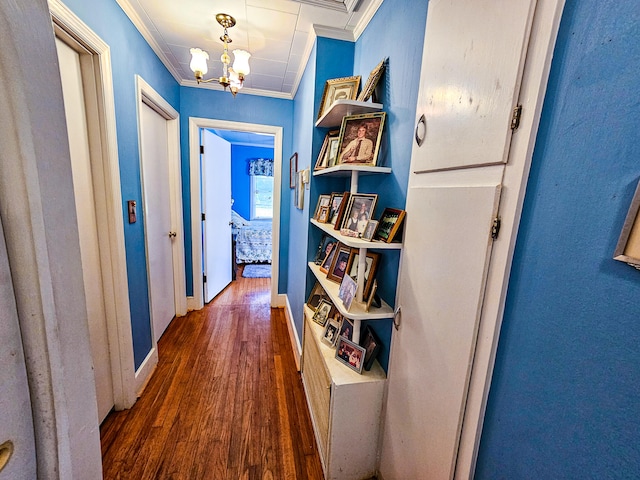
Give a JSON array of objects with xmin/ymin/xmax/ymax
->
[
  {"xmin": 336, "ymin": 112, "xmax": 386, "ymax": 167},
  {"xmin": 357, "ymin": 58, "xmax": 387, "ymax": 102},
  {"xmin": 317, "ymin": 76, "xmax": 361, "ymax": 120}
]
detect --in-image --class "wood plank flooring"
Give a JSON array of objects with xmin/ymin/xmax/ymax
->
[{"xmin": 101, "ymin": 266, "xmax": 324, "ymax": 479}]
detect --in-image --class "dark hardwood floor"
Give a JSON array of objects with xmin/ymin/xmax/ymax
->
[{"xmin": 100, "ymin": 266, "xmax": 324, "ymax": 479}]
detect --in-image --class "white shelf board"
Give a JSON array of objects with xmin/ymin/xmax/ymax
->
[
  {"xmin": 311, "ymin": 219, "xmax": 403, "ymax": 250},
  {"xmin": 315, "ymin": 99, "xmax": 383, "ymax": 128},
  {"xmin": 308, "ymin": 262, "xmax": 394, "ymax": 320},
  {"xmin": 313, "ymin": 164, "xmax": 391, "ymax": 177},
  {"xmin": 304, "ymin": 306, "xmax": 386, "ymax": 385}
]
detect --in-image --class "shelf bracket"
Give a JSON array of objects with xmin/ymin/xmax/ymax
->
[{"xmin": 350, "ymin": 170, "xmax": 359, "ymax": 194}]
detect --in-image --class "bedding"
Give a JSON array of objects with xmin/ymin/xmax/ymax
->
[{"xmin": 232, "ymin": 210, "xmax": 272, "ymax": 264}]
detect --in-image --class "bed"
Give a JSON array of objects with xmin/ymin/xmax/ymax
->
[{"xmin": 231, "ymin": 210, "xmax": 272, "ymax": 264}]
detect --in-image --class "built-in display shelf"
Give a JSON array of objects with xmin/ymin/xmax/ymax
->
[
  {"xmin": 311, "ymin": 219, "xmax": 402, "ymax": 250},
  {"xmin": 315, "ymin": 99, "xmax": 383, "ymax": 128},
  {"xmin": 313, "ymin": 164, "xmax": 391, "ymax": 177}
]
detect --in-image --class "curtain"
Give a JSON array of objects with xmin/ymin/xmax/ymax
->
[{"xmin": 248, "ymin": 158, "xmax": 274, "ymax": 177}]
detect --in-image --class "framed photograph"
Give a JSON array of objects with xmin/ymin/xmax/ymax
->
[
  {"xmin": 373, "ymin": 208, "xmax": 406, "ymax": 243},
  {"xmin": 313, "ymin": 194, "xmax": 332, "ymax": 220},
  {"xmin": 346, "ymin": 249, "xmax": 380, "ymax": 301},
  {"xmin": 306, "ymin": 281, "xmax": 329, "ymax": 310},
  {"xmin": 326, "ymin": 243, "xmax": 351, "ymax": 284},
  {"xmin": 312, "ymin": 299, "xmax": 334, "ymax": 327},
  {"xmin": 314, "ymin": 130, "xmax": 339, "ymax": 171},
  {"xmin": 318, "ymin": 205, "xmax": 330, "ymax": 223},
  {"xmin": 338, "ymin": 274, "xmax": 357, "ymax": 311},
  {"xmin": 317, "ymin": 76, "xmax": 361, "ymax": 120},
  {"xmin": 322, "ymin": 317, "xmax": 342, "ymax": 347},
  {"xmin": 295, "ymin": 170, "xmax": 304, "ymax": 210},
  {"xmin": 360, "ymin": 325, "xmax": 382, "ymax": 371},
  {"xmin": 327, "ymin": 136, "xmax": 341, "ymax": 167},
  {"xmin": 338, "ymin": 317, "xmax": 353, "ymax": 341},
  {"xmin": 289, "ymin": 152, "xmax": 297, "ymax": 188},
  {"xmin": 314, "ymin": 235, "xmax": 337, "ymax": 266},
  {"xmin": 614, "ymin": 178, "xmax": 640, "ymax": 268},
  {"xmin": 365, "ymin": 279, "xmax": 378, "ymax": 312},
  {"xmin": 332, "ymin": 192, "xmax": 350, "ymax": 230},
  {"xmin": 328, "ymin": 192, "xmax": 345, "ymax": 227},
  {"xmin": 340, "ymin": 193, "xmax": 378, "ymax": 238},
  {"xmin": 337, "ymin": 112, "xmax": 386, "ymax": 166},
  {"xmin": 320, "ymin": 240, "xmax": 338, "ymax": 274},
  {"xmin": 335, "ymin": 337, "xmax": 365, "ymax": 374},
  {"xmin": 357, "ymin": 58, "xmax": 387, "ymax": 102},
  {"xmin": 362, "ymin": 220, "xmax": 378, "ymax": 241}
]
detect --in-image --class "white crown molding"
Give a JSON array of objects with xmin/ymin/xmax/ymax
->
[
  {"xmin": 353, "ymin": 0, "xmax": 383, "ymax": 40},
  {"xmin": 114, "ymin": 0, "xmax": 183, "ymax": 83},
  {"xmin": 180, "ymin": 79, "xmax": 293, "ymax": 100}
]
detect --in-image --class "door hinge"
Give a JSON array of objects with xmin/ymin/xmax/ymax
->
[
  {"xmin": 510, "ymin": 105, "xmax": 522, "ymax": 130},
  {"xmin": 201, "ymin": 213, "xmax": 206, "ymax": 221},
  {"xmin": 203, "ymin": 274, "xmax": 207, "ymax": 283},
  {"xmin": 200, "ymin": 145, "xmax": 204, "ymax": 154},
  {"xmin": 491, "ymin": 217, "xmax": 501, "ymax": 240}
]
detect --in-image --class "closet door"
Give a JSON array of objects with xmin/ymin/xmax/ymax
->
[{"xmin": 379, "ymin": 0, "xmax": 542, "ymax": 478}]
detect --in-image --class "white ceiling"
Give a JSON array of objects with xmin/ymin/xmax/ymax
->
[{"xmin": 115, "ymin": 0, "xmax": 383, "ymax": 99}]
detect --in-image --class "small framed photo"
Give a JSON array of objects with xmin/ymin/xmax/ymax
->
[
  {"xmin": 346, "ymin": 250, "xmax": 380, "ymax": 301},
  {"xmin": 318, "ymin": 205, "xmax": 330, "ymax": 223},
  {"xmin": 317, "ymin": 76, "xmax": 361, "ymax": 120},
  {"xmin": 357, "ymin": 58, "xmax": 387, "ymax": 102},
  {"xmin": 337, "ymin": 112, "xmax": 386, "ymax": 166},
  {"xmin": 312, "ymin": 299, "xmax": 334, "ymax": 327},
  {"xmin": 328, "ymin": 192, "xmax": 346, "ymax": 227},
  {"xmin": 326, "ymin": 243, "xmax": 351, "ymax": 284},
  {"xmin": 322, "ymin": 317, "xmax": 342, "ymax": 347},
  {"xmin": 340, "ymin": 193, "xmax": 378, "ymax": 238},
  {"xmin": 373, "ymin": 208, "xmax": 406, "ymax": 243},
  {"xmin": 365, "ymin": 279, "xmax": 378, "ymax": 312},
  {"xmin": 295, "ymin": 170, "xmax": 304, "ymax": 210},
  {"xmin": 314, "ymin": 130, "xmax": 339, "ymax": 171},
  {"xmin": 306, "ymin": 281, "xmax": 329, "ymax": 310},
  {"xmin": 335, "ymin": 337, "xmax": 365, "ymax": 374},
  {"xmin": 338, "ymin": 274, "xmax": 357, "ymax": 311},
  {"xmin": 332, "ymin": 192, "xmax": 350, "ymax": 230},
  {"xmin": 360, "ymin": 325, "xmax": 382, "ymax": 371},
  {"xmin": 338, "ymin": 317, "xmax": 353, "ymax": 341},
  {"xmin": 313, "ymin": 194, "xmax": 332, "ymax": 220},
  {"xmin": 326, "ymin": 136, "xmax": 341, "ymax": 167},
  {"xmin": 320, "ymin": 241, "xmax": 338, "ymax": 274},
  {"xmin": 289, "ymin": 152, "xmax": 297, "ymax": 188},
  {"xmin": 314, "ymin": 235, "xmax": 337, "ymax": 266},
  {"xmin": 362, "ymin": 220, "xmax": 378, "ymax": 241}
]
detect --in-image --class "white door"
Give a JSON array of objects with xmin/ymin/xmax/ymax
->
[
  {"xmin": 380, "ymin": 0, "xmax": 538, "ymax": 478},
  {"xmin": 202, "ymin": 129, "xmax": 232, "ymax": 303},
  {"xmin": 55, "ymin": 37, "xmax": 115, "ymax": 422},
  {"xmin": 0, "ymin": 219, "xmax": 37, "ymax": 478},
  {"xmin": 140, "ymin": 102, "xmax": 176, "ymax": 342}
]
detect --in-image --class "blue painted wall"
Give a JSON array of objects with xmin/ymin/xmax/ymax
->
[
  {"xmin": 231, "ymin": 145, "xmax": 275, "ymax": 220},
  {"xmin": 350, "ymin": 0, "xmax": 429, "ymax": 372},
  {"xmin": 61, "ymin": 0, "xmax": 179, "ymax": 369},
  {"xmin": 179, "ymin": 87, "xmax": 293, "ymax": 295},
  {"xmin": 475, "ymin": 0, "xmax": 640, "ymax": 477}
]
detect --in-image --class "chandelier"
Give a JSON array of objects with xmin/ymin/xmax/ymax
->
[{"xmin": 189, "ymin": 13, "xmax": 251, "ymax": 96}]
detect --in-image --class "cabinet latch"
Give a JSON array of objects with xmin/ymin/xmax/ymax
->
[
  {"xmin": 510, "ymin": 105, "xmax": 522, "ymax": 130},
  {"xmin": 491, "ymin": 217, "xmax": 501, "ymax": 240}
]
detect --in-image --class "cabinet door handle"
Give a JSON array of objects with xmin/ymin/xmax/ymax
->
[
  {"xmin": 415, "ymin": 114, "xmax": 426, "ymax": 146},
  {"xmin": 393, "ymin": 306, "xmax": 401, "ymax": 330}
]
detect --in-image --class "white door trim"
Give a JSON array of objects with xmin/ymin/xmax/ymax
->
[
  {"xmin": 453, "ymin": 0, "xmax": 566, "ymax": 476},
  {"xmin": 189, "ymin": 117, "xmax": 283, "ymax": 310},
  {"xmin": 135, "ymin": 75, "xmax": 186, "ymax": 391},
  {"xmin": 50, "ymin": 0, "xmax": 137, "ymax": 411}
]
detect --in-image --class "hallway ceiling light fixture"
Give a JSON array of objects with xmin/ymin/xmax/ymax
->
[{"xmin": 189, "ymin": 13, "xmax": 251, "ymax": 96}]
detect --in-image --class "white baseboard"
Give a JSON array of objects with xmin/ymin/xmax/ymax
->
[
  {"xmin": 134, "ymin": 347, "xmax": 158, "ymax": 396},
  {"xmin": 186, "ymin": 295, "xmax": 197, "ymax": 312},
  {"xmin": 283, "ymin": 295, "xmax": 302, "ymax": 371}
]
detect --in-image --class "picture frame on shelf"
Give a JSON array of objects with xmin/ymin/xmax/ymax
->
[
  {"xmin": 312, "ymin": 299, "xmax": 334, "ymax": 327},
  {"xmin": 314, "ymin": 235, "xmax": 337, "ymax": 266},
  {"xmin": 322, "ymin": 316, "xmax": 342, "ymax": 347},
  {"xmin": 326, "ymin": 136, "xmax": 341, "ymax": 167},
  {"xmin": 365, "ymin": 279, "xmax": 378, "ymax": 312},
  {"xmin": 289, "ymin": 152, "xmax": 297, "ymax": 189},
  {"xmin": 332, "ymin": 192, "xmax": 350, "ymax": 230},
  {"xmin": 314, "ymin": 130, "xmax": 339, "ymax": 171},
  {"xmin": 357, "ymin": 58, "xmax": 387, "ymax": 103},
  {"xmin": 346, "ymin": 249, "xmax": 380, "ymax": 301},
  {"xmin": 318, "ymin": 205, "xmax": 330, "ymax": 223},
  {"xmin": 317, "ymin": 76, "xmax": 361, "ymax": 120},
  {"xmin": 338, "ymin": 274, "xmax": 357, "ymax": 311},
  {"xmin": 327, "ymin": 243, "xmax": 351, "ymax": 284},
  {"xmin": 613, "ymin": 178, "xmax": 640, "ymax": 268},
  {"xmin": 338, "ymin": 317, "xmax": 354, "ymax": 341},
  {"xmin": 335, "ymin": 337, "xmax": 365, "ymax": 374},
  {"xmin": 313, "ymin": 194, "xmax": 332, "ymax": 220},
  {"xmin": 340, "ymin": 193, "xmax": 378, "ymax": 238},
  {"xmin": 373, "ymin": 208, "xmax": 406, "ymax": 243},
  {"xmin": 337, "ymin": 112, "xmax": 386, "ymax": 166},
  {"xmin": 328, "ymin": 192, "xmax": 346, "ymax": 227},
  {"xmin": 360, "ymin": 325, "xmax": 382, "ymax": 371},
  {"xmin": 320, "ymin": 241, "xmax": 338, "ymax": 274},
  {"xmin": 362, "ymin": 220, "xmax": 378, "ymax": 241},
  {"xmin": 307, "ymin": 281, "xmax": 330, "ymax": 310}
]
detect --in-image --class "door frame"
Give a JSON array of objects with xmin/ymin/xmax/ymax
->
[
  {"xmin": 135, "ymin": 76, "xmax": 187, "ymax": 389},
  {"xmin": 50, "ymin": 0, "xmax": 137, "ymax": 411},
  {"xmin": 189, "ymin": 118, "xmax": 283, "ymax": 309}
]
